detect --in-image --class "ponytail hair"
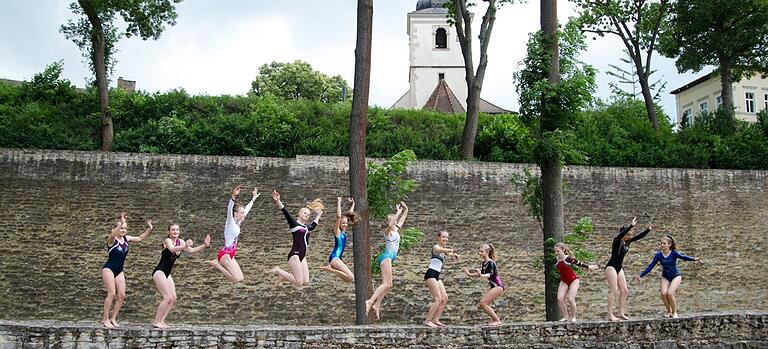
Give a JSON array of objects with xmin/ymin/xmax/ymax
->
[
  {"xmin": 306, "ymin": 199, "xmax": 324, "ymax": 212},
  {"xmin": 664, "ymin": 234, "xmax": 677, "ymax": 250},
  {"xmin": 342, "ymin": 211, "xmax": 360, "ymax": 225},
  {"xmin": 483, "ymin": 243, "xmax": 497, "ymax": 260},
  {"xmin": 554, "ymin": 242, "xmax": 572, "ymax": 256}
]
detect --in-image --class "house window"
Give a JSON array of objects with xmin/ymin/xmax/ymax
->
[
  {"xmin": 699, "ymin": 101, "xmax": 708, "ymax": 113},
  {"xmin": 745, "ymin": 92, "xmax": 755, "ymax": 113},
  {"xmin": 682, "ymin": 108, "xmax": 693, "ymax": 125},
  {"xmin": 715, "ymin": 95, "xmax": 723, "ymax": 107},
  {"xmin": 435, "ymin": 28, "xmax": 447, "ymax": 49},
  {"xmin": 438, "ymin": 73, "xmax": 445, "ymax": 81},
  {"xmin": 764, "ymin": 93, "xmax": 768, "ymax": 111}
]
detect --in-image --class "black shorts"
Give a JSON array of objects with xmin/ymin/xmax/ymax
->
[{"xmin": 424, "ymin": 268, "xmax": 440, "ymax": 281}]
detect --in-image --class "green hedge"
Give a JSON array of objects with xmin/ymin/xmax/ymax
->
[{"xmin": 2, "ymin": 75, "xmax": 768, "ymax": 170}]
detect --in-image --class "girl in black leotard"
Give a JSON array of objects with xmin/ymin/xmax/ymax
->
[
  {"xmin": 604, "ymin": 216, "xmax": 651, "ymax": 321},
  {"xmin": 101, "ymin": 212, "xmax": 153, "ymax": 328},
  {"xmin": 464, "ymin": 244, "xmax": 504, "ymax": 326},
  {"xmin": 269, "ymin": 190, "xmax": 324, "ymax": 288},
  {"xmin": 151, "ymin": 224, "xmax": 211, "ymax": 329}
]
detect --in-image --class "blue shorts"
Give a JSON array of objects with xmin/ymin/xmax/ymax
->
[{"xmin": 377, "ymin": 250, "xmax": 397, "ymax": 265}]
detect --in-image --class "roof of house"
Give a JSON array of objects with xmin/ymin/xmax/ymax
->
[
  {"xmin": 423, "ymin": 79, "xmax": 465, "ymax": 113},
  {"xmin": 669, "ymin": 71, "xmax": 716, "ymax": 95}
]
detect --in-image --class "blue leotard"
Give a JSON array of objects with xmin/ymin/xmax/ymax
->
[
  {"xmin": 328, "ymin": 231, "xmax": 347, "ymax": 263},
  {"xmin": 103, "ymin": 238, "xmax": 129, "ymax": 276},
  {"xmin": 640, "ymin": 250, "xmax": 697, "ymax": 282}
]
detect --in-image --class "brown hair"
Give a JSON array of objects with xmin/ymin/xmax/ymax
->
[
  {"xmin": 482, "ymin": 243, "xmax": 496, "ymax": 260},
  {"xmin": 342, "ymin": 211, "xmax": 360, "ymax": 225},
  {"xmin": 663, "ymin": 235, "xmax": 677, "ymax": 250},
  {"xmin": 233, "ymin": 203, "xmax": 244, "ymax": 215}
]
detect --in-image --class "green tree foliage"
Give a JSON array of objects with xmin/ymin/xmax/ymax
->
[
  {"xmin": 60, "ymin": 0, "xmax": 183, "ymax": 151},
  {"xmin": 250, "ymin": 61, "xmax": 351, "ymax": 103},
  {"xmin": 574, "ymin": 0, "xmax": 671, "ymax": 131},
  {"xmin": 659, "ymin": 0, "xmax": 768, "ymax": 118}
]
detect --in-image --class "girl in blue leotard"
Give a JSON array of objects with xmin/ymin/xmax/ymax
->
[
  {"xmin": 101, "ymin": 211, "xmax": 153, "ymax": 328},
  {"xmin": 321, "ymin": 197, "xmax": 359, "ymax": 282},
  {"xmin": 637, "ymin": 235, "xmax": 700, "ymax": 318},
  {"xmin": 366, "ymin": 201, "xmax": 408, "ymax": 321}
]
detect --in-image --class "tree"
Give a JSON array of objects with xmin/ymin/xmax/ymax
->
[
  {"xmin": 574, "ymin": 0, "xmax": 671, "ymax": 132},
  {"xmin": 61, "ymin": 0, "xmax": 182, "ymax": 151},
  {"xmin": 606, "ymin": 49, "xmax": 666, "ymax": 101},
  {"xmin": 250, "ymin": 60, "xmax": 351, "ymax": 103},
  {"xmin": 349, "ymin": 0, "xmax": 374, "ymax": 325},
  {"xmin": 447, "ymin": 0, "xmax": 514, "ymax": 159},
  {"xmin": 660, "ymin": 0, "xmax": 768, "ymax": 120},
  {"xmin": 515, "ymin": 7, "xmax": 596, "ymax": 320}
]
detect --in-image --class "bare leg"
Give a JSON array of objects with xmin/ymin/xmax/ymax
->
[
  {"xmin": 110, "ymin": 273, "xmax": 127, "ymax": 327},
  {"xmin": 617, "ymin": 270, "xmax": 630, "ymax": 320},
  {"xmin": 605, "ymin": 267, "xmax": 619, "ymax": 321},
  {"xmin": 216, "ymin": 255, "xmax": 244, "ymax": 283},
  {"xmin": 100, "ymin": 268, "xmax": 116, "ymax": 328},
  {"xmin": 152, "ymin": 271, "xmax": 175, "ymax": 328},
  {"xmin": 660, "ymin": 278, "xmax": 672, "ymax": 317},
  {"xmin": 366, "ymin": 259, "xmax": 393, "ymax": 320},
  {"xmin": 566, "ymin": 279, "xmax": 581, "ymax": 322},
  {"xmin": 424, "ymin": 278, "xmax": 442, "ymax": 327},
  {"xmin": 667, "ymin": 276, "xmax": 683, "ymax": 318},
  {"xmin": 479, "ymin": 286, "xmax": 504, "ymax": 326},
  {"xmin": 433, "ymin": 280, "xmax": 449, "ymax": 326},
  {"xmin": 300, "ymin": 258, "xmax": 310, "ymax": 286},
  {"xmin": 272, "ymin": 255, "xmax": 304, "ymax": 288},
  {"xmin": 322, "ymin": 258, "xmax": 354, "ymax": 282},
  {"xmin": 556, "ymin": 281, "xmax": 569, "ymax": 321}
]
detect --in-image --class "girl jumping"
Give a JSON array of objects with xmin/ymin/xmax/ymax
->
[
  {"xmin": 270, "ymin": 190, "xmax": 324, "ymax": 288},
  {"xmin": 320, "ymin": 196, "xmax": 359, "ymax": 282},
  {"xmin": 208, "ymin": 185, "xmax": 259, "ymax": 283},
  {"xmin": 365, "ymin": 201, "xmax": 408, "ymax": 321}
]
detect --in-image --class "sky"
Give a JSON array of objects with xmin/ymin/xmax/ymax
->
[{"xmin": 0, "ymin": 1, "xmax": 708, "ymax": 121}]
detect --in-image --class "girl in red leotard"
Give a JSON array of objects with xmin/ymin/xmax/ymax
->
[{"xmin": 554, "ymin": 242, "xmax": 597, "ymax": 322}]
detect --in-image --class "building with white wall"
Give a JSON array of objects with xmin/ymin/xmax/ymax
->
[
  {"xmin": 391, "ymin": 0, "xmax": 507, "ymax": 114},
  {"xmin": 670, "ymin": 72, "xmax": 768, "ymax": 125}
]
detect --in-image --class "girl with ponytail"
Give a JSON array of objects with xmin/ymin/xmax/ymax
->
[
  {"xmin": 554, "ymin": 242, "xmax": 598, "ymax": 322},
  {"xmin": 270, "ymin": 190, "xmax": 324, "ymax": 288},
  {"xmin": 464, "ymin": 243, "xmax": 505, "ymax": 326},
  {"xmin": 637, "ymin": 234, "xmax": 700, "ymax": 318}
]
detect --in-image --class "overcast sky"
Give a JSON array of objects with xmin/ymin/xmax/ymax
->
[{"xmin": 0, "ymin": 1, "xmax": 707, "ymax": 120}]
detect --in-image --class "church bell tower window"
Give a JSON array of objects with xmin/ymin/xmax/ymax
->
[{"xmin": 435, "ymin": 28, "xmax": 447, "ymax": 49}]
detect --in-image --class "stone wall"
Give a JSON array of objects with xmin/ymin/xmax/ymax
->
[
  {"xmin": 1, "ymin": 313, "xmax": 766, "ymax": 348},
  {"xmin": 0, "ymin": 149, "xmax": 766, "ymax": 326}
]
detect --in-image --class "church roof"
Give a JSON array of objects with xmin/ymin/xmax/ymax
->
[
  {"xmin": 416, "ymin": 0, "xmax": 448, "ymax": 11},
  {"xmin": 423, "ymin": 79, "xmax": 465, "ymax": 114}
]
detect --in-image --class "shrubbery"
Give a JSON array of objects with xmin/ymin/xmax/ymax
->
[{"xmin": 2, "ymin": 68, "xmax": 768, "ymax": 170}]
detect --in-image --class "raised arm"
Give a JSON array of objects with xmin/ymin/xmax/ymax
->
[
  {"xmin": 184, "ymin": 234, "xmax": 211, "ymax": 254},
  {"xmin": 628, "ymin": 224, "xmax": 652, "ymax": 244},
  {"xmin": 241, "ymin": 187, "xmax": 260, "ymax": 218},
  {"xmin": 348, "ymin": 197, "xmax": 355, "ymax": 213},
  {"xmin": 227, "ymin": 186, "xmax": 239, "ymax": 223},
  {"xmin": 334, "ymin": 197, "xmax": 343, "ymax": 234},
  {"xmin": 639, "ymin": 253, "xmax": 660, "ymax": 278},
  {"xmin": 396, "ymin": 201, "xmax": 408, "ymax": 228},
  {"xmin": 127, "ymin": 220, "xmax": 154, "ymax": 243}
]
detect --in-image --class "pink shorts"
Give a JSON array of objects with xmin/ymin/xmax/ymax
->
[{"xmin": 217, "ymin": 245, "xmax": 236, "ymax": 262}]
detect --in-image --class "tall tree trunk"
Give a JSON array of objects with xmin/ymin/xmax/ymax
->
[
  {"xmin": 719, "ymin": 55, "xmax": 735, "ymax": 118},
  {"xmin": 540, "ymin": 0, "xmax": 565, "ymax": 322},
  {"xmin": 637, "ymin": 74, "xmax": 659, "ymax": 131},
  {"xmin": 349, "ymin": 0, "xmax": 374, "ymax": 325},
  {"xmin": 79, "ymin": 0, "xmax": 112, "ymax": 151}
]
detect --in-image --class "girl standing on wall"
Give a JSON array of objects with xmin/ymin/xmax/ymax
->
[
  {"xmin": 320, "ymin": 196, "xmax": 358, "ymax": 282},
  {"xmin": 151, "ymin": 224, "xmax": 211, "ymax": 329},
  {"xmin": 464, "ymin": 243, "xmax": 505, "ymax": 326},
  {"xmin": 424, "ymin": 230, "xmax": 460, "ymax": 327},
  {"xmin": 101, "ymin": 212, "xmax": 153, "ymax": 328},
  {"xmin": 270, "ymin": 190, "xmax": 324, "ymax": 288},
  {"xmin": 208, "ymin": 185, "xmax": 259, "ymax": 283},
  {"xmin": 365, "ymin": 201, "xmax": 408, "ymax": 321},
  {"xmin": 637, "ymin": 234, "xmax": 700, "ymax": 318},
  {"xmin": 605, "ymin": 216, "xmax": 652, "ymax": 321},
  {"xmin": 554, "ymin": 242, "xmax": 598, "ymax": 322}
]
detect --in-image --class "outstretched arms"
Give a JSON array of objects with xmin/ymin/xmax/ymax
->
[
  {"xmin": 127, "ymin": 220, "xmax": 153, "ymax": 242},
  {"xmin": 183, "ymin": 234, "xmax": 211, "ymax": 254}
]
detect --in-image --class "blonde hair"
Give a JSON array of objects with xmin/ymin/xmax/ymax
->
[
  {"xmin": 306, "ymin": 199, "xmax": 324, "ymax": 211},
  {"xmin": 482, "ymin": 243, "xmax": 497, "ymax": 260},
  {"xmin": 554, "ymin": 242, "xmax": 572, "ymax": 256}
]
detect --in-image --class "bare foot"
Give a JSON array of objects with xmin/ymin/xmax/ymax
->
[
  {"xmin": 570, "ymin": 318, "xmax": 577, "ymax": 322},
  {"xmin": 665, "ymin": 312, "xmax": 672, "ymax": 318},
  {"xmin": 618, "ymin": 314, "xmax": 630, "ymax": 321},
  {"xmin": 434, "ymin": 321, "xmax": 447, "ymax": 327},
  {"xmin": 365, "ymin": 300, "xmax": 373, "ymax": 317},
  {"xmin": 101, "ymin": 320, "xmax": 114, "ymax": 329},
  {"xmin": 372, "ymin": 304, "xmax": 381, "ymax": 320},
  {"xmin": 320, "ymin": 265, "xmax": 333, "ymax": 272},
  {"xmin": 110, "ymin": 319, "xmax": 120, "ymax": 327},
  {"xmin": 424, "ymin": 321, "xmax": 439, "ymax": 328},
  {"xmin": 558, "ymin": 318, "xmax": 568, "ymax": 322},
  {"xmin": 608, "ymin": 314, "xmax": 620, "ymax": 321},
  {"xmin": 489, "ymin": 321, "xmax": 502, "ymax": 327},
  {"xmin": 671, "ymin": 313, "xmax": 679, "ymax": 319},
  {"xmin": 152, "ymin": 322, "xmax": 168, "ymax": 329}
]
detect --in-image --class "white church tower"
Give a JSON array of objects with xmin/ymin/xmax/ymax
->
[{"xmin": 392, "ymin": 0, "xmax": 507, "ymax": 114}]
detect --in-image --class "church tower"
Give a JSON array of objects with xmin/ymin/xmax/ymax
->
[{"xmin": 392, "ymin": 0, "xmax": 507, "ymax": 114}]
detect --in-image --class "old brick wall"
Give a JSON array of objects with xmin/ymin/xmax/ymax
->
[
  {"xmin": 0, "ymin": 149, "xmax": 765, "ymax": 326},
  {"xmin": 1, "ymin": 313, "xmax": 766, "ymax": 348}
]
